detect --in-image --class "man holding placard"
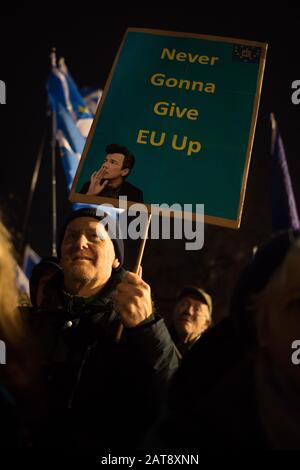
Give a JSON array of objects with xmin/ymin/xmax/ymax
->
[{"xmin": 26, "ymin": 208, "xmax": 178, "ymax": 450}]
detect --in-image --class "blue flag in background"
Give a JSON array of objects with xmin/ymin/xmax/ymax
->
[
  {"xmin": 271, "ymin": 114, "xmax": 300, "ymax": 231},
  {"xmin": 81, "ymin": 86, "xmax": 103, "ymax": 116},
  {"xmin": 22, "ymin": 244, "xmax": 41, "ymax": 282},
  {"xmin": 46, "ymin": 57, "xmax": 121, "ymax": 218},
  {"xmin": 47, "ymin": 60, "xmax": 94, "ymax": 191},
  {"xmin": 55, "ymin": 104, "xmax": 85, "ymax": 191}
]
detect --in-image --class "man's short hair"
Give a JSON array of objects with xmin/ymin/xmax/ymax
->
[{"xmin": 105, "ymin": 144, "xmax": 135, "ymax": 173}]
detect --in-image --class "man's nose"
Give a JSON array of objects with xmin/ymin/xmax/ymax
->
[
  {"xmin": 181, "ymin": 306, "xmax": 193, "ymax": 317},
  {"xmin": 74, "ymin": 234, "xmax": 89, "ymax": 249},
  {"xmin": 186, "ymin": 305, "xmax": 194, "ymax": 316}
]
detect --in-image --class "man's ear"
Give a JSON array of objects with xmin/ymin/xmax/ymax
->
[
  {"xmin": 121, "ymin": 168, "xmax": 129, "ymax": 177},
  {"xmin": 112, "ymin": 258, "xmax": 120, "ymax": 269},
  {"xmin": 204, "ymin": 307, "xmax": 212, "ymax": 328}
]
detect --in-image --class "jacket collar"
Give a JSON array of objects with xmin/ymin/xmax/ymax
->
[{"xmin": 38, "ymin": 266, "xmax": 125, "ymax": 319}]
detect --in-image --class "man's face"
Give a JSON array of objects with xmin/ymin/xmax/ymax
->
[
  {"xmin": 59, "ymin": 217, "xmax": 119, "ymax": 286},
  {"xmin": 173, "ymin": 295, "xmax": 211, "ymax": 341},
  {"xmin": 101, "ymin": 153, "xmax": 129, "ymax": 181}
]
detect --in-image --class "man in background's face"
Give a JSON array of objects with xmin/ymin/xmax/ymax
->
[{"xmin": 173, "ymin": 295, "xmax": 211, "ymax": 346}]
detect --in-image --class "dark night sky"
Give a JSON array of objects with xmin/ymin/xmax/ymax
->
[{"xmin": 1, "ymin": 14, "xmax": 300, "ymax": 320}]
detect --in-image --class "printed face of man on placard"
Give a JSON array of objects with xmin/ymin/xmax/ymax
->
[
  {"xmin": 79, "ymin": 143, "xmax": 144, "ymax": 204},
  {"xmin": 101, "ymin": 153, "xmax": 130, "ymax": 183}
]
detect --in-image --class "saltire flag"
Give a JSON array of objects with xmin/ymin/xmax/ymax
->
[
  {"xmin": 47, "ymin": 57, "xmax": 94, "ymax": 192},
  {"xmin": 16, "ymin": 266, "xmax": 30, "ymax": 296},
  {"xmin": 17, "ymin": 245, "xmax": 42, "ymax": 296},
  {"xmin": 271, "ymin": 113, "xmax": 300, "ymax": 232},
  {"xmin": 46, "ymin": 55, "xmax": 121, "ymax": 217},
  {"xmin": 81, "ymin": 86, "xmax": 103, "ymax": 115},
  {"xmin": 22, "ymin": 244, "xmax": 41, "ymax": 279}
]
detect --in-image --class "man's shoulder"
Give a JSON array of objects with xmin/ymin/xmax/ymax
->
[
  {"xmin": 121, "ymin": 181, "xmax": 143, "ymax": 202},
  {"xmin": 121, "ymin": 181, "xmax": 140, "ymax": 191}
]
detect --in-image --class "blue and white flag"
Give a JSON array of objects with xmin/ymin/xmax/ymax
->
[
  {"xmin": 18, "ymin": 244, "xmax": 41, "ymax": 296},
  {"xmin": 47, "ymin": 59, "xmax": 94, "ymax": 191},
  {"xmin": 16, "ymin": 266, "xmax": 30, "ymax": 296},
  {"xmin": 81, "ymin": 86, "xmax": 103, "ymax": 116},
  {"xmin": 46, "ymin": 56, "xmax": 121, "ymax": 217},
  {"xmin": 22, "ymin": 244, "xmax": 41, "ymax": 280}
]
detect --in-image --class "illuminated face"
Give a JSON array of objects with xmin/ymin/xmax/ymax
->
[
  {"xmin": 101, "ymin": 153, "xmax": 129, "ymax": 181},
  {"xmin": 173, "ymin": 296, "xmax": 211, "ymax": 343},
  {"xmin": 59, "ymin": 217, "xmax": 119, "ymax": 288}
]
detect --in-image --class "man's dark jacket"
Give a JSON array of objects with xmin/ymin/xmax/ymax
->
[
  {"xmin": 25, "ymin": 267, "xmax": 178, "ymax": 450},
  {"xmin": 79, "ymin": 180, "xmax": 144, "ymax": 203}
]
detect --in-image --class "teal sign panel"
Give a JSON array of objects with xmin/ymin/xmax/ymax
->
[{"xmin": 71, "ymin": 28, "xmax": 267, "ymax": 228}]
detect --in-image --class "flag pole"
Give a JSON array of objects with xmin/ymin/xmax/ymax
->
[
  {"xmin": 50, "ymin": 48, "xmax": 57, "ymax": 257},
  {"xmin": 115, "ymin": 213, "xmax": 152, "ymax": 342},
  {"xmin": 21, "ymin": 132, "xmax": 46, "ymax": 260},
  {"xmin": 133, "ymin": 213, "xmax": 152, "ymax": 274}
]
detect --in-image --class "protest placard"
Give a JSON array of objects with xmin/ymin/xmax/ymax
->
[{"xmin": 70, "ymin": 28, "xmax": 267, "ymax": 228}]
